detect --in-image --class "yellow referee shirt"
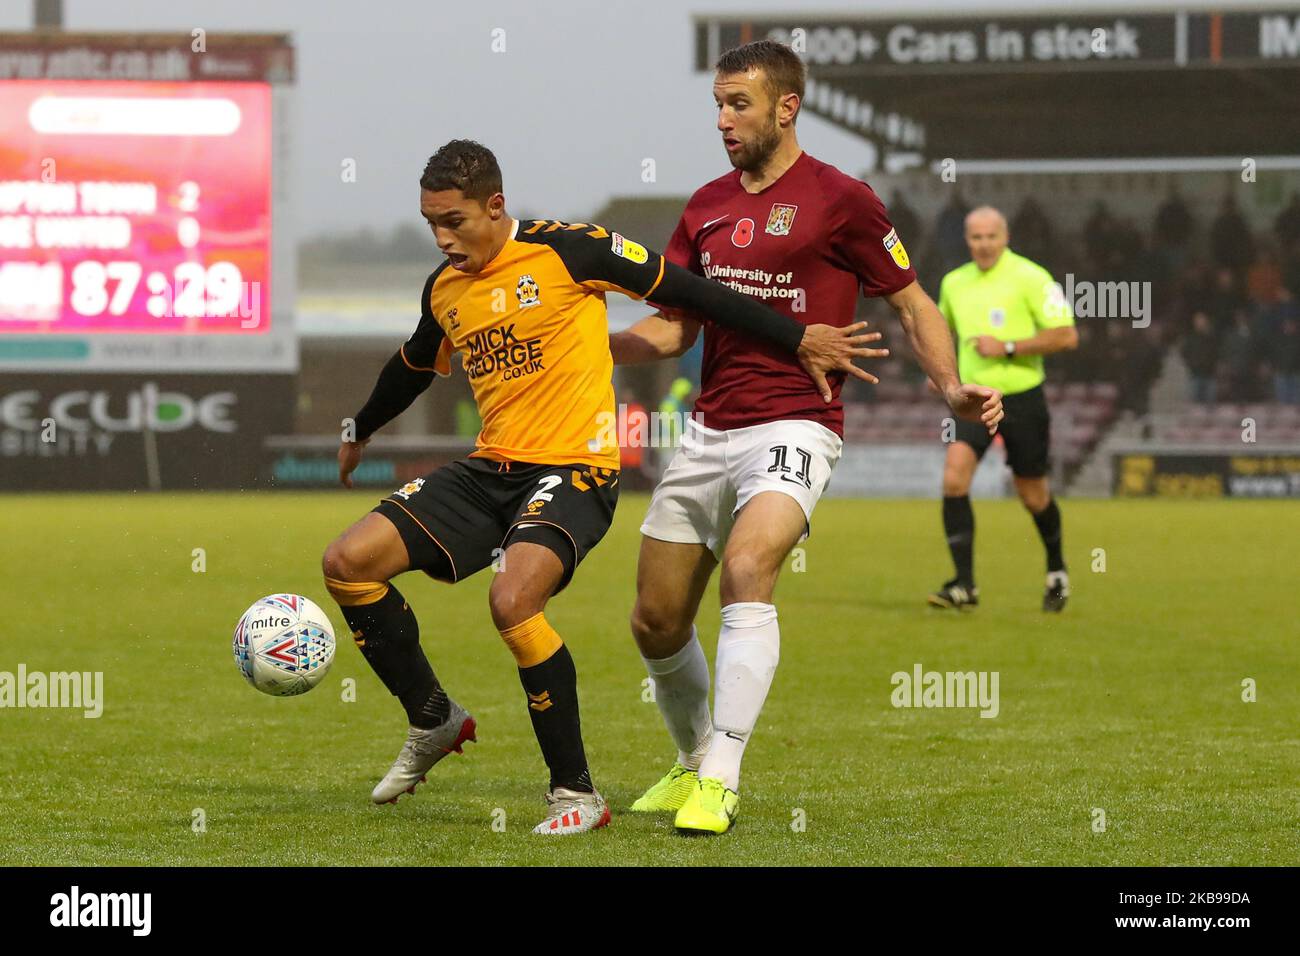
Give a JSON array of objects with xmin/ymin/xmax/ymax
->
[{"xmin": 937, "ymin": 248, "xmax": 1074, "ymax": 396}]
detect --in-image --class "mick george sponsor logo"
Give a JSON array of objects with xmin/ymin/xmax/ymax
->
[
  {"xmin": 0, "ymin": 664, "xmax": 103, "ymax": 718},
  {"xmin": 50, "ymin": 886, "xmax": 151, "ymax": 936},
  {"xmin": 891, "ymin": 663, "xmax": 999, "ymax": 718},
  {"xmin": 463, "ymin": 324, "xmax": 545, "ymax": 382}
]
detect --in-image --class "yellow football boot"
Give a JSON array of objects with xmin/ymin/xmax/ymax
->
[{"xmin": 673, "ymin": 776, "xmax": 739, "ymax": 834}]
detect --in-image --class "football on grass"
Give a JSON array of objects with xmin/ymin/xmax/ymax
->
[{"xmin": 233, "ymin": 594, "xmax": 335, "ymax": 697}]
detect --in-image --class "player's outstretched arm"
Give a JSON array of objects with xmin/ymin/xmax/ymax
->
[
  {"xmin": 650, "ymin": 261, "xmax": 889, "ymax": 401},
  {"xmin": 339, "ymin": 350, "xmax": 436, "ymax": 487},
  {"xmin": 609, "ymin": 312, "xmax": 700, "ymax": 364},
  {"xmin": 552, "ymin": 224, "xmax": 885, "ymax": 397},
  {"xmin": 885, "ymin": 280, "xmax": 1004, "ymax": 434}
]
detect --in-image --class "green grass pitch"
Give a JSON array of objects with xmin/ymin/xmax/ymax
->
[{"xmin": 1, "ymin": 492, "xmax": 1295, "ymax": 866}]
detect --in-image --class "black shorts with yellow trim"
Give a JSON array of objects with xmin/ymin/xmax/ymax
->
[{"xmin": 373, "ymin": 457, "xmax": 619, "ymax": 591}]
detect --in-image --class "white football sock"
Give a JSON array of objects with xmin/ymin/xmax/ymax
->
[
  {"xmin": 642, "ymin": 626, "xmax": 712, "ymax": 771},
  {"xmin": 698, "ymin": 602, "xmax": 779, "ymax": 792}
]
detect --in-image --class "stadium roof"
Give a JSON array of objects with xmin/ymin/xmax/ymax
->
[{"xmin": 693, "ymin": 8, "xmax": 1300, "ymax": 172}]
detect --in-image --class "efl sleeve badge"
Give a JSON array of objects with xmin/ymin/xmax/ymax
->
[{"xmin": 883, "ymin": 227, "xmax": 911, "ymax": 269}]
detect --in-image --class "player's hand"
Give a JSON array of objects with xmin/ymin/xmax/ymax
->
[
  {"xmin": 797, "ymin": 321, "xmax": 890, "ymax": 403},
  {"xmin": 944, "ymin": 383, "xmax": 1004, "ymax": 434},
  {"xmin": 970, "ymin": 335, "xmax": 1006, "ymax": 358},
  {"xmin": 338, "ymin": 439, "xmax": 369, "ymax": 489}
]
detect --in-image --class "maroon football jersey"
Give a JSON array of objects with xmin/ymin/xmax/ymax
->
[{"xmin": 650, "ymin": 151, "xmax": 915, "ymax": 436}]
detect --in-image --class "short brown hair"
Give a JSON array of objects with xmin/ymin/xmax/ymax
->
[
  {"xmin": 419, "ymin": 139, "xmax": 502, "ymax": 201},
  {"xmin": 715, "ymin": 40, "xmax": 805, "ymax": 120}
]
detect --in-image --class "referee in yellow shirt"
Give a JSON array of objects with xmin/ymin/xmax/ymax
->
[{"xmin": 928, "ymin": 206, "xmax": 1078, "ymax": 612}]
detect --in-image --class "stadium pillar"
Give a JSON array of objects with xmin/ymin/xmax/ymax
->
[{"xmin": 35, "ymin": 0, "xmax": 62, "ymax": 30}]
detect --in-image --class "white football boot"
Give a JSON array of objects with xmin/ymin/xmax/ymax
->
[
  {"xmin": 530, "ymin": 787, "xmax": 611, "ymax": 835},
  {"xmin": 371, "ymin": 700, "xmax": 477, "ymax": 805}
]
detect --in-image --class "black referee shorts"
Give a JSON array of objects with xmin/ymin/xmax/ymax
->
[
  {"xmin": 953, "ymin": 384, "xmax": 1051, "ymax": 479},
  {"xmin": 373, "ymin": 457, "xmax": 619, "ymax": 591}
]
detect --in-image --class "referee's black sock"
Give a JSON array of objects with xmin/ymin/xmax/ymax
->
[
  {"xmin": 330, "ymin": 582, "xmax": 450, "ymax": 729},
  {"xmin": 942, "ymin": 495, "xmax": 976, "ymax": 587},
  {"xmin": 1031, "ymin": 498, "xmax": 1066, "ymax": 574}
]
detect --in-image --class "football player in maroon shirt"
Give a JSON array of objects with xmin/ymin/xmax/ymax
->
[{"xmin": 610, "ymin": 39, "xmax": 1003, "ymax": 834}]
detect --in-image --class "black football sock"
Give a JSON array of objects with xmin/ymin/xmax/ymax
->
[
  {"xmin": 518, "ymin": 644, "xmax": 592, "ymax": 793},
  {"xmin": 942, "ymin": 495, "xmax": 976, "ymax": 586},
  {"xmin": 1031, "ymin": 498, "xmax": 1066, "ymax": 574},
  {"xmin": 340, "ymin": 585, "xmax": 449, "ymax": 729}
]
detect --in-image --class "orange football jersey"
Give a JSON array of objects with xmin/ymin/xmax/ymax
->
[{"xmin": 400, "ymin": 219, "xmax": 666, "ymax": 469}]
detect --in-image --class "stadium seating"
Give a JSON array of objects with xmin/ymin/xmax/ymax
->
[
  {"xmin": 1145, "ymin": 402, "xmax": 1300, "ymax": 446},
  {"xmin": 841, "ymin": 380, "xmax": 1121, "ymax": 483}
]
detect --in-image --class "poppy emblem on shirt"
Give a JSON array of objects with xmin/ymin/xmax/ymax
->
[
  {"xmin": 765, "ymin": 203, "xmax": 798, "ymax": 236},
  {"xmin": 731, "ymin": 218, "xmax": 756, "ymax": 248}
]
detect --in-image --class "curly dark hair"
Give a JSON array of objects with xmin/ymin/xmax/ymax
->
[{"xmin": 419, "ymin": 140, "xmax": 503, "ymax": 201}]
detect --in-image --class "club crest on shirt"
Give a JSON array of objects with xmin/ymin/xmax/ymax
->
[
  {"xmin": 883, "ymin": 228, "xmax": 910, "ymax": 269},
  {"xmin": 989, "ymin": 307, "xmax": 1006, "ymax": 328},
  {"xmin": 394, "ymin": 477, "xmax": 425, "ymax": 500},
  {"xmin": 765, "ymin": 203, "xmax": 798, "ymax": 236},
  {"xmin": 444, "ymin": 306, "xmax": 460, "ymax": 331},
  {"xmin": 610, "ymin": 232, "xmax": 649, "ymax": 264},
  {"xmin": 516, "ymin": 274, "xmax": 541, "ymax": 309}
]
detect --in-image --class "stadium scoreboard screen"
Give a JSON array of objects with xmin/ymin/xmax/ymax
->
[
  {"xmin": 0, "ymin": 81, "xmax": 269, "ymax": 333},
  {"xmin": 0, "ymin": 33, "xmax": 294, "ymax": 371}
]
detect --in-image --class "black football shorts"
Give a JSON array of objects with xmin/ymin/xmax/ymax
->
[
  {"xmin": 953, "ymin": 384, "xmax": 1051, "ymax": 479},
  {"xmin": 374, "ymin": 457, "xmax": 619, "ymax": 590}
]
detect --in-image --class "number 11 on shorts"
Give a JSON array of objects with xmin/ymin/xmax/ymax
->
[{"xmin": 768, "ymin": 445, "xmax": 812, "ymax": 489}]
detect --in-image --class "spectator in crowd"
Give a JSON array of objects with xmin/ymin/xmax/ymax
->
[
  {"xmin": 890, "ymin": 189, "xmax": 923, "ymax": 254},
  {"xmin": 1125, "ymin": 324, "xmax": 1163, "ymax": 416},
  {"xmin": 1154, "ymin": 184, "xmax": 1195, "ymax": 253},
  {"xmin": 1246, "ymin": 246, "xmax": 1284, "ymax": 307},
  {"xmin": 1270, "ymin": 315, "xmax": 1300, "ymax": 404},
  {"xmin": 1181, "ymin": 311, "xmax": 1219, "ymax": 404},
  {"xmin": 1111, "ymin": 216, "xmax": 1144, "ymax": 271},
  {"xmin": 1275, "ymin": 191, "xmax": 1300, "ymax": 250},
  {"xmin": 1011, "ymin": 196, "xmax": 1054, "ymax": 267},
  {"xmin": 934, "ymin": 191, "xmax": 971, "ymax": 275},
  {"xmin": 1221, "ymin": 309, "xmax": 1260, "ymax": 401},
  {"xmin": 1060, "ymin": 321, "xmax": 1102, "ymax": 383},
  {"xmin": 1083, "ymin": 200, "xmax": 1117, "ymax": 271},
  {"xmin": 1210, "ymin": 194, "xmax": 1255, "ymax": 272},
  {"xmin": 1098, "ymin": 322, "xmax": 1158, "ymax": 415},
  {"xmin": 1205, "ymin": 267, "xmax": 1244, "ymax": 333},
  {"xmin": 1282, "ymin": 240, "xmax": 1300, "ymax": 300}
]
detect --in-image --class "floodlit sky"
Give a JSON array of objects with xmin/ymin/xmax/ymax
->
[{"xmin": 0, "ymin": 0, "xmax": 1278, "ymax": 236}]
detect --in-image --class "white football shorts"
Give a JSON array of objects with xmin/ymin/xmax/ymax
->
[{"xmin": 639, "ymin": 417, "xmax": 843, "ymax": 559}]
